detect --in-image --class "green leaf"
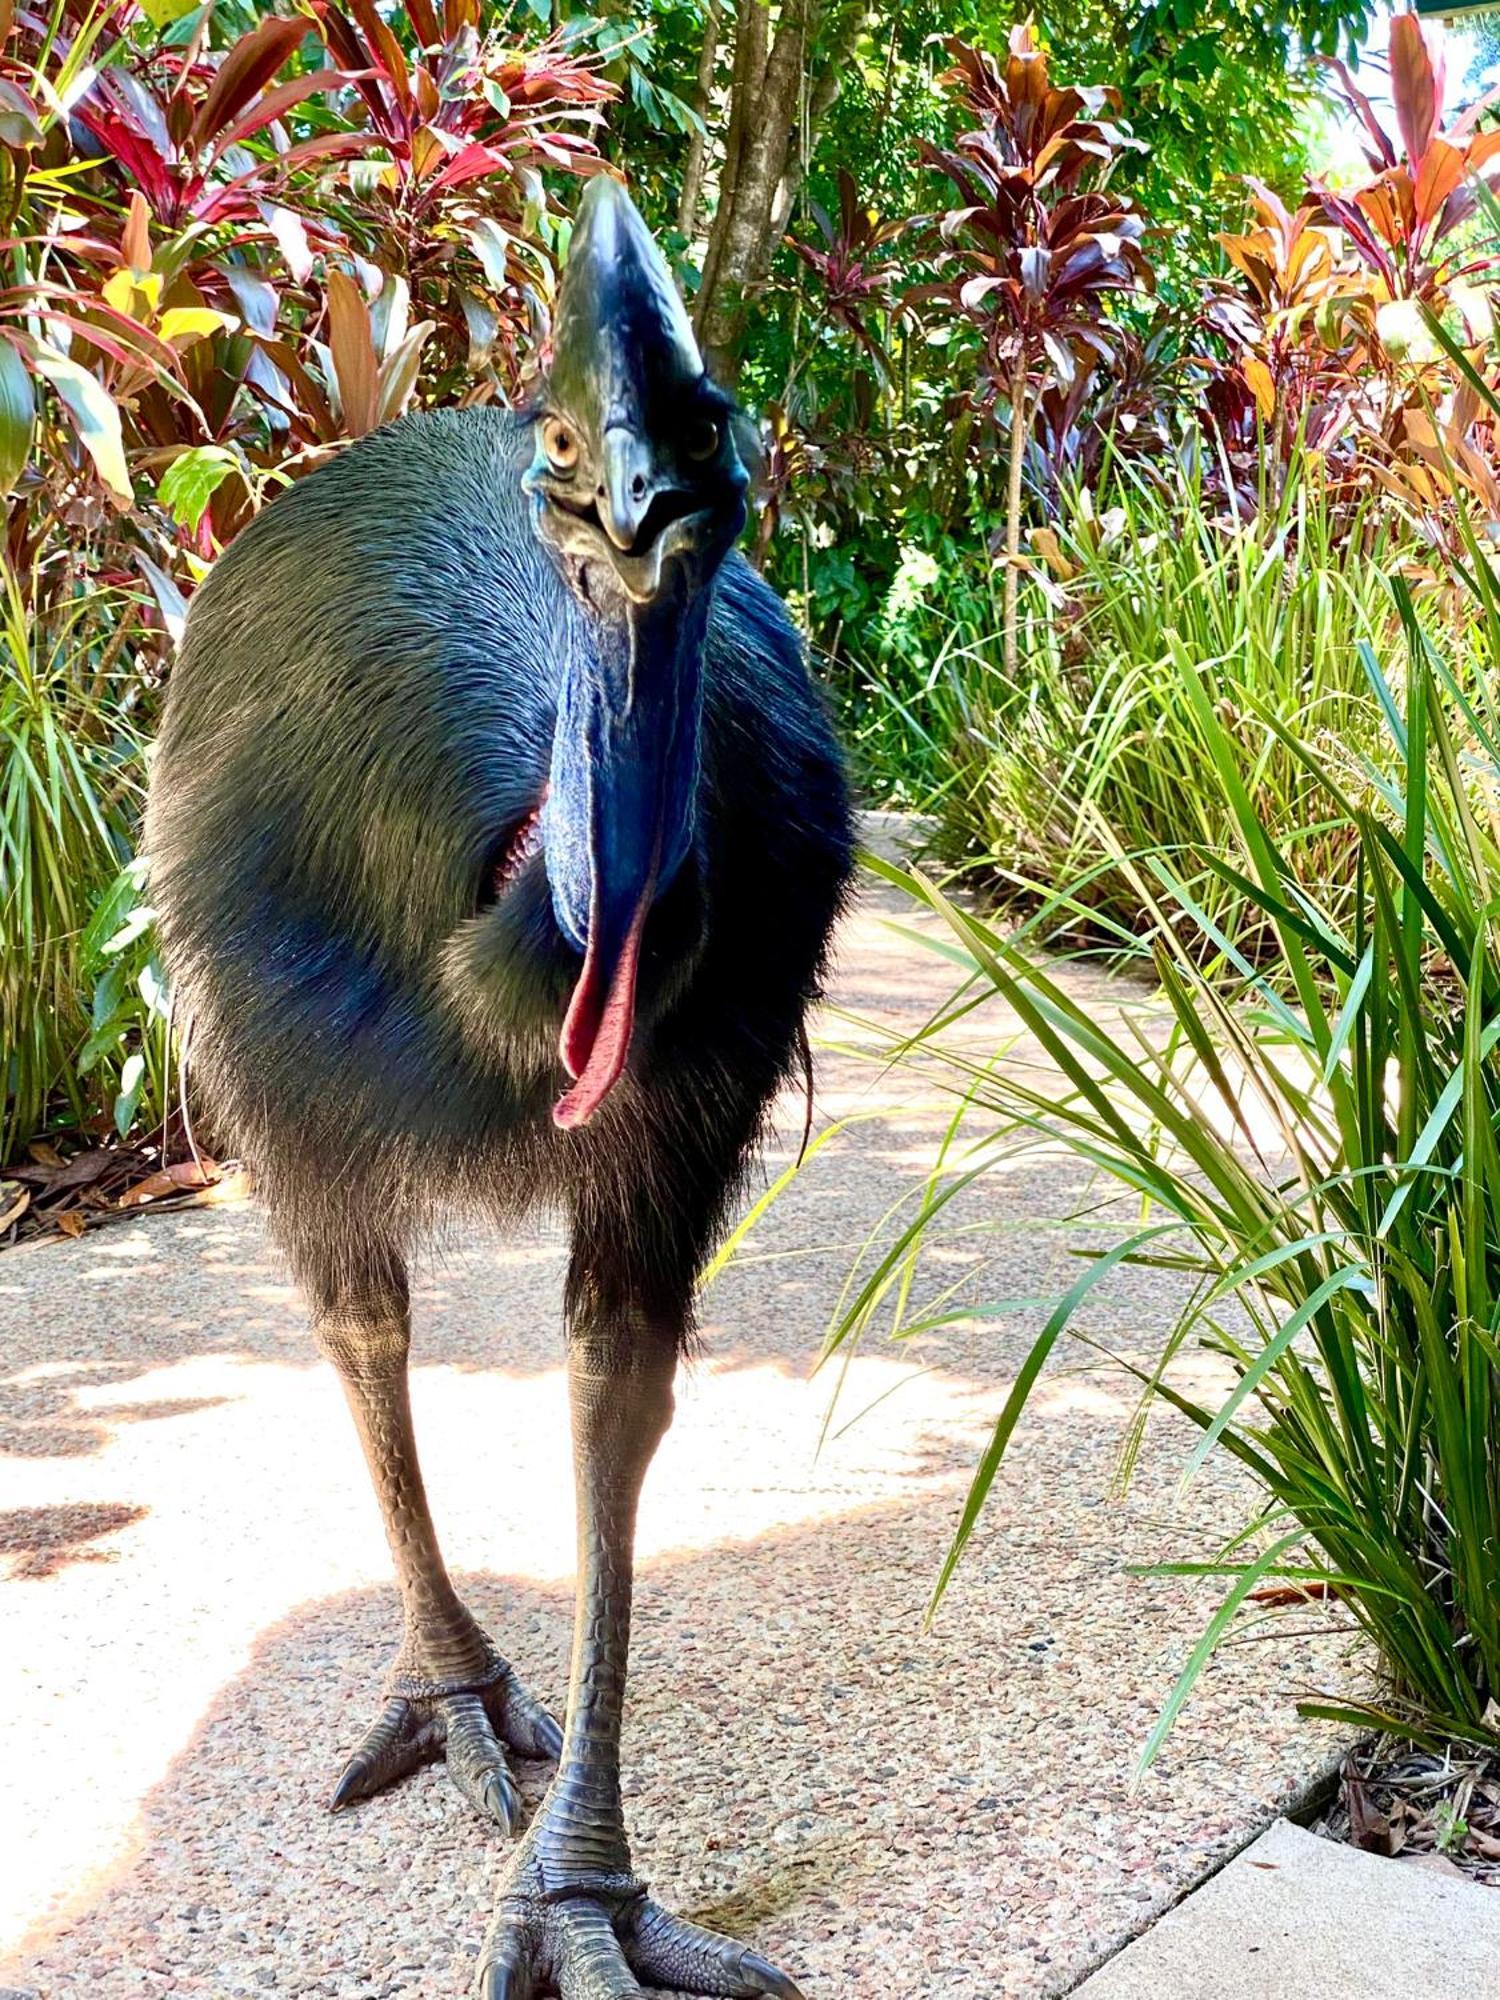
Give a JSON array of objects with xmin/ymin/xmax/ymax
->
[
  {"xmin": 1136, "ymin": 1530, "xmax": 1306, "ymax": 1782},
  {"xmin": 162, "ymin": 2, "xmax": 209, "ymax": 45},
  {"xmin": 0, "ymin": 339, "xmax": 34, "ymax": 496},
  {"xmin": 929, "ymin": 1223, "xmax": 1182, "ymax": 1617},
  {"xmin": 115, "ymin": 1051, "xmax": 145, "ymax": 1139},
  {"xmin": 138, "ymin": 0, "xmax": 200, "ymax": 25},
  {"xmin": 29, "ymin": 343, "xmax": 132, "ymax": 505},
  {"xmin": 158, "ymin": 445, "xmax": 238, "ymax": 533},
  {"xmin": 0, "ymin": 79, "xmax": 44, "ymax": 149},
  {"xmin": 467, "ymin": 219, "xmax": 512, "ymax": 292},
  {"xmin": 101, "ymin": 907, "xmax": 155, "ymax": 957}
]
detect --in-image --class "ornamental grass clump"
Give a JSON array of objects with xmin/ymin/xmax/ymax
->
[
  {"xmin": 0, "ymin": 571, "xmax": 168, "ymax": 1161},
  {"xmin": 840, "ymin": 553, "xmax": 1500, "ymax": 1761},
  {"xmin": 927, "ymin": 451, "xmax": 1411, "ymax": 952}
]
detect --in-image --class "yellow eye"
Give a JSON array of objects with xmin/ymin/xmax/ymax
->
[
  {"xmin": 685, "ymin": 417, "xmax": 721, "ymax": 462},
  {"xmin": 541, "ymin": 416, "xmax": 578, "ymax": 470}
]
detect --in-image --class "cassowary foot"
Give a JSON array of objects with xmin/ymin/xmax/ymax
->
[
  {"xmin": 477, "ymin": 1858, "xmax": 804, "ymax": 1999},
  {"xmin": 331, "ymin": 1658, "xmax": 562, "ymax": 1831}
]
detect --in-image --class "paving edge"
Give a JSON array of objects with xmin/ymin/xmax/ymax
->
[{"xmin": 1062, "ymin": 1740, "xmax": 1353, "ymax": 1994}]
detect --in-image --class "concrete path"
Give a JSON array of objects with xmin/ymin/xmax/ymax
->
[
  {"xmin": 1073, "ymin": 1818, "xmax": 1500, "ymax": 1998},
  {"xmin": 0, "ymin": 873, "xmax": 1353, "ymax": 1998}
]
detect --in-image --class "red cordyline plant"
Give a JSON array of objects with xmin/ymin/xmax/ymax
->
[
  {"xmin": 786, "ymin": 167, "xmax": 914, "ymax": 382},
  {"xmin": 914, "ymin": 25, "xmax": 1153, "ymax": 678},
  {"xmin": 73, "ymin": 11, "xmax": 362, "ymax": 229},
  {"xmin": 1199, "ymin": 180, "xmax": 1364, "ymax": 509},
  {"xmin": 0, "ymin": 0, "xmax": 612, "ymax": 600},
  {"xmin": 312, "ymin": 0, "xmax": 612, "ymax": 384},
  {"xmin": 1196, "ymin": 13, "xmax": 1500, "ymax": 522},
  {"xmin": 1312, "ymin": 10, "xmax": 1500, "ymax": 360}
]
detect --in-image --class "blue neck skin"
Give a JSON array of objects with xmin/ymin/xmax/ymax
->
[{"xmin": 542, "ymin": 582, "xmax": 710, "ymax": 959}]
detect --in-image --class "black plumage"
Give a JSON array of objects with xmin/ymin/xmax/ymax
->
[{"xmin": 149, "ymin": 406, "xmax": 852, "ymax": 1316}]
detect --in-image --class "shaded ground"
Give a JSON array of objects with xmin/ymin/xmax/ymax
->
[
  {"xmin": 0, "ymin": 875, "xmax": 1355, "ymax": 1997},
  {"xmin": 1312, "ymin": 1744, "xmax": 1500, "ymax": 1884}
]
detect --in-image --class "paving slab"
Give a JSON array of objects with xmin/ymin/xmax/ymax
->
[
  {"xmin": 1071, "ymin": 1818, "xmax": 1500, "ymax": 1999},
  {"xmin": 0, "ymin": 872, "xmax": 1357, "ymax": 1997}
]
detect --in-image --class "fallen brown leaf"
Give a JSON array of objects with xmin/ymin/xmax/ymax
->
[
  {"xmin": 116, "ymin": 1159, "xmax": 221, "ymax": 1208},
  {"xmin": 0, "ymin": 1182, "xmax": 28, "ymax": 1232},
  {"xmin": 1248, "ymin": 1581, "xmax": 1338, "ymax": 1606},
  {"xmin": 1348, "ymin": 1780, "xmax": 1399, "ymax": 1856},
  {"xmin": 54, "ymin": 1212, "xmax": 86, "ymax": 1239}
]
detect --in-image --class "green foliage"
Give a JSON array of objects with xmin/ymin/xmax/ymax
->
[
  {"xmin": 920, "ymin": 454, "xmax": 1410, "ymax": 946},
  {"xmin": 832, "ymin": 491, "xmax": 1500, "ymax": 1762},
  {"xmin": 0, "ymin": 574, "xmax": 165, "ymax": 1161}
]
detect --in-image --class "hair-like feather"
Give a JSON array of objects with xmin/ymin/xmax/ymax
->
[{"xmin": 147, "ymin": 407, "xmax": 854, "ymax": 1330}]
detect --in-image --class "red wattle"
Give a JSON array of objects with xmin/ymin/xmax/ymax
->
[{"xmin": 553, "ymin": 889, "xmax": 652, "ymax": 1128}]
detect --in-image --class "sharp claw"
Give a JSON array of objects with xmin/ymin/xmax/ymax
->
[
  {"xmin": 329, "ymin": 1758, "xmax": 368, "ymax": 1812},
  {"xmin": 477, "ymin": 1767, "xmax": 521, "ymax": 1832},
  {"xmin": 534, "ymin": 1710, "xmax": 564, "ymax": 1761},
  {"xmin": 740, "ymin": 1952, "xmax": 805, "ymax": 2000},
  {"xmin": 329, "ymin": 1696, "xmax": 424, "ymax": 1810}
]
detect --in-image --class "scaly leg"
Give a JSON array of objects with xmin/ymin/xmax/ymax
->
[
  {"xmin": 476, "ymin": 1312, "xmax": 801, "ymax": 1998},
  {"xmin": 313, "ymin": 1260, "xmax": 561, "ymax": 1829}
]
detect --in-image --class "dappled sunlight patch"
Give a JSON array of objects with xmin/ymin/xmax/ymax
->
[{"xmin": 0, "ymin": 1333, "xmax": 995, "ymax": 1962}]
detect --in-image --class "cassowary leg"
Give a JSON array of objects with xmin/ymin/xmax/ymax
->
[
  {"xmin": 313, "ymin": 1264, "xmax": 561, "ymax": 1829},
  {"xmin": 476, "ymin": 1314, "xmax": 801, "ymax": 1999}
]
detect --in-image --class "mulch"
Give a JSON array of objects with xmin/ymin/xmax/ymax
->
[
  {"xmin": 0, "ymin": 1133, "xmax": 246, "ymax": 1249},
  {"xmin": 1312, "ymin": 1741, "xmax": 1500, "ymax": 1885}
]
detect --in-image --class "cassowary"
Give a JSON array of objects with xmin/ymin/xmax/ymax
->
[{"xmin": 145, "ymin": 177, "xmax": 853, "ymax": 1998}]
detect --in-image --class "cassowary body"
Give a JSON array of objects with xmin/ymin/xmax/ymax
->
[{"xmin": 147, "ymin": 179, "xmax": 851, "ymax": 2000}]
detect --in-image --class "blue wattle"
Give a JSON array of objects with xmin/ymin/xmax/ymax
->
[{"xmin": 543, "ymin": 596, "xmax": 706, "ymax": 958}]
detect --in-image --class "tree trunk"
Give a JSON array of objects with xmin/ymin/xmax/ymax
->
[
  {"xmin": 677, "ymin": 0, "xmax": 723, "ymax": 244},
  {"xmin": 764, "ymin": 0, "xmax": 862, "ymax": 262},
  {"xmin": 1003, "ymin": 355, "xmax": 1029, "ymax": 685},
  {"xmin": 694, "ymin": 0, "xmax": 866, "ymax": 380},
  {"xmin": 695, "ymin": 0, "xmax": 767, "ymax": 332},
  {"xmin": 697, "ymin": 0, "xmax": 805, "ymax": 375}
]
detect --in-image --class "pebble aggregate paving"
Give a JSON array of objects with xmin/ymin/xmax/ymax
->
[{"xmin": 0, "ymin": 871, "xmax": 1353, "ymax": 1998}]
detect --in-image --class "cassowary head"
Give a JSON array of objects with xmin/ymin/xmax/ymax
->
[
  {"xmin": 526, "ymin": 176, "xmax": 750, "ymax": 602},
  {"xmin": 523, "ymin": 178, "xmax": 752, "ymax": 1130}
]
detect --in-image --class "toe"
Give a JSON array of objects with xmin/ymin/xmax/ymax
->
[
  {"xmin": 487, "ymin": 1666, "xmax": 564, "ymax": 1762},
  {"xmin": 477, "ymin": 1901, "xmax": 538, "ymax": 2000},
  {"xmin": 555, "ymin": 1902, "xmax": 643, "ymax": 1999},
  {"xmin": 330, "ymin": 1697, "xmax": 438, "ymax": 1810},
  {"xmin": 626, "ymin": 1900, "xmax": 804, "ymax": 1999},
  {"xmin": 443, "ymin": 1692, "xmax": 522, "ymax": 1831}
]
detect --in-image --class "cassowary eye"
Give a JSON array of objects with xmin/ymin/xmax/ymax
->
[
  {"xmin": 541, "ymin": 416, "xmax": 579, "ymax": 470},
  {"xmin": 685, "ymin": 418, "xmax": 720, "ymax": 463}
]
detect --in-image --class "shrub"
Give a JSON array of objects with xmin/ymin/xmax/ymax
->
[
  {"xmin": 840, "ymin": 546, "xmax": 1500, "ymax": 1759},
  {"xmin": 0, "ymin": 573, "xmax": 163, "ymax": 1159},
  {"xmin": 916, "ymin": 451, "xmax": 1414, "ymax": 949},
  {"xmin": 0, "ymin": 0, "xmax": 610, "ymax": 1164}
]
